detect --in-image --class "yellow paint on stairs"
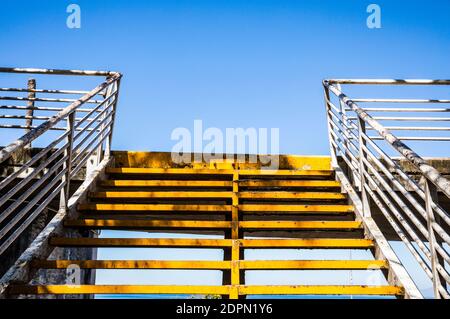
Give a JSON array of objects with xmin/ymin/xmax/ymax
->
[{"xmin": 8, "ymin": 285, "xmax": 403, "ymax": 296}]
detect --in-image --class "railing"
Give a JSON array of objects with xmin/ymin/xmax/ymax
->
[
  {"xmin": 323, "ymin": 79, "xmax": 450, "ymax": 299},
  {"xmin": 0, "ymin": 67, "xmax": 122, "ymax": 257}
]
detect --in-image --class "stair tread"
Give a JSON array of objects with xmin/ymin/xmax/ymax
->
[
  {"xmin": 101, "ymin": 180, "xmax": 233, "ymax": 187},
  {"xmin": 88, "ymin": 191, "xmax": 345, "ymax": 200},
  {"xmin": 8, "ymin": 284, "xmax": 403, "ymax": 296},
  {"xmin": 49, "ymin": 237, "xmax": 374, "ymax": 248},
  {"xmin": 78, "ymin": 203, "xmax": 354, "ymax": 213},
  {"xmin": 101, "ymin": 180, "xmax": 341, "ymax": 188},
  {"xmin": 106, "ymin": 167, "xmax": 334, "ymax": 176},
  {"xmin": 31, "ymin": 259, "xmax": 388, "ymax": 270},
  {"xmin": 65, "ymin": 219, "xmax": 362, "ymax": 230}
]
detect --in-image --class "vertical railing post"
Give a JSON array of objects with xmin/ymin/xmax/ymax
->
[
  {"xmin": 357, "ymin": 117, "xmax": 371, "ymax": 217},
  {"xmin": 105, "ymin": 78, "xmax": 120, "ymax": 159},
  {"xmin": 25, "ymin": 78, "xmax": 36, "ymax": 145},
  {"xmin": 323, "ymin": 85, "xmax": 338, "ymax": 168},
  {"xmin": 96, "ymin": 83, "xmax": 109, "ymax": 165},
  {"xmin": 336, "ymin": 83, "xmax": 359, "ymax": 188},
  {"xmin": 59, "ymin": 112, "xmax": 75, "ymax": 214},
  {"xmin": 424, "ymin": 179, "xmax": 443, "ymax": 298}
]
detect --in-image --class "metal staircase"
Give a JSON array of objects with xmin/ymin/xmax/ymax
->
[
  {"xmin": 0, "ymin": 68, "xmax": 449, "ymax": 299},
  {"xmin": 6, "ymin": 154, "xmax": 406, "ymax": 298}
]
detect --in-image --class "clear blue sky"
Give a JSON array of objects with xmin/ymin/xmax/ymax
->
[
  {"xmin": 1, "ymin": 0, "xmax": 449, "ymax": 154},
  {"xmin": 1, "ymin": 0, "xmax": 449, "ymax": 298}
]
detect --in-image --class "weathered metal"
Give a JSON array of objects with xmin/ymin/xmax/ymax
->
[
  {"xmin": 0, "ymin": 68, "xmax": 122, "ymax": 274},
  {"xmin": 323, "ymin": 78, "xmax": 450, "ymax": 298}
]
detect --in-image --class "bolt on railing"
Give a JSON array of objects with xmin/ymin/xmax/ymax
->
[
  {"xmin": 323, "ymin": 79, "xmax": 450, "ymax": 298},
  {"xmin": 0, "ymin": 67, "xmax": 122, "ymax": 257}
]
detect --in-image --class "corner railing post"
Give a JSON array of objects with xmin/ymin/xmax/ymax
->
[
  {"xmin": 323, "ymin": 83, "xmax": 338, "ymax": 168},
  {"xmin": 25, "ymin": 78, "xmax": 36, "ymax": 145},
  {"xmin": 424, "ymin": 179, "xmax": 443, "ymax": 298},
  {"xmin": 105, "ymin": 78, "xmax": 120, "ymax": 160},
  {"xmin": 336, "ymin": 83, "xmax": 356, "ymax": 184},
  {"xmin": 357, "ymin": 116, "xmax": 371, "ymax": 217},
  {"xmin": 59, "ymin": 112, "xmax": 75, "ymax": 214}
]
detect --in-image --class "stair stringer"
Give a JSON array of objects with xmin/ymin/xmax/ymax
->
[
  {"xmin": 0, "ymin": 156, "xmax": 112, "ymax": 298},
  {"xmin": 334, "ymin": 167, "xmax": 423, "ymax": 299}
]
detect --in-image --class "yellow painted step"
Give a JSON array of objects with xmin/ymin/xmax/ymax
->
[
  {"xmin": 106, "ymin": 167, "xmax": 234, "ymax": 175},
  {"xmin": 100, "ymin": 180, "xmax": 341, "ymax": 188},
  {"xmin": 239, "ymin": 180, "xmax": 341, "ymax": 188},
  {"xmin": 239, "ymin": 221, "xmax": 362, "ymax": 230},
  {"xmin": 101, "ymin": 180, "xmax": 233, "ymax": 187},
  {"xmin": 50, "ymin": 238, "xmax": 232, "ymax": 248},
  {"xmin": 238, "ymin": 191, "xmax": 345, "ymax": 200},
  {"xmin": 238, "ymin": 285, "xmax": 403, "ymax": 296},
  {"xmin": 78, "ymin": 203, "xmax": 353, "ymax": 214},
  {"xmin": 239, "ymin": 260, "xmax": 388, "ymax": 270},
  {"xmin": 32, "ymin": 259, "xmax": 388, "ymax": 270},
  {"xmin": 78, "ymin": 203, "xmax": 231, "ymax": 213},
  {"xmin": 8, "ymin": 285, "xmax": 403, "ymax": 296},
  {"xmin": 65, "ymin": 219, "xmax": 232, "ymax": 229},
  {"xmin": 8, "ymin": 285, "xmax": 230, "ymax": 295},
  {"xmin": 88, "ymin": 191, "xmax": 345, "ymax": 200},
  {"xmin": 106, "ymin": 167, "xmax": 334, "ymax": 177},
  {"xmin": 240, "ymin": 204, "xmax": 354, "ymax": 213},
  {"xmin": 32, "ymin": 260, "xmax": 231, "ymax": 270},
  {"xmin": 65, "ymin": 219, "xmax": 361, "ymax": 230},
  {"xmin": 49, "ymin": 238, "xmax": 374, "ymax": 249},
  {"xmin": 89, "ymin": 191, "xmax": 233, "ymax": 199},
  {"xmin": 240, "ymin": 239, "xmax": 374, "ymax": 248}
]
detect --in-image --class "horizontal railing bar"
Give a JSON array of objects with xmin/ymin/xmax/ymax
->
[
  {"xmin": 0, "ymin": 105, "xmax": 101, "ymax": 113},
  {"xmin": 0, "ymin": 74, "xmax": 121, "ymax": 165},
  {"xmin": 366, "ymin": 126, "xmax": 450, "ymax": 131},
  {"xmin": 0, "ymin": 67, "xmax": 119, "ymax": 77},
  {"xmin": 346, "ymin": 107, "xmax": 450, "ymax": 112},
  {"xmin": 351, "ymin": 99, "xmax": 450, "ymax": 104},
  {"xmin": 0, "ymin": 88, "xmax": 95, "ymax": 95},
  {"xmin": 368, "ymin": 136, "xmax": 450, "ymax": 141},
  {"xmin": 0, "ymin": 96, "xmax": 101, "ymax": 104},
  {"xmin": 0, "ymin": 124, "xmax": 99, "ymax": 132},
  {"xmin": 0, "ymin": 115, "xmax": 102, "ymax": 123},
  {"xmin": 348, "ymin": 116, "xmax": 450, "ymax": 121},
  {"xmin": 328, "ymin": 79, "xmax": 450, "ymax": 85}
]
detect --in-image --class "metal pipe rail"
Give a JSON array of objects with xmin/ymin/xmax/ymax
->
[
  {"xmin": 323, "ymin": 79, "xmax": 450, "ymax": 299},
  {"xmin": 0, "ymin": 67, "xmax": 122, "ymax": 257}
]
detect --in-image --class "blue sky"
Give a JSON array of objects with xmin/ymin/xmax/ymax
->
[
  {"xmin": 1, "ymin": 0, "xmax": 449, "ymax": 154},
  {"xmin": 1, "ymin": 0, "xmax": 449, "ymax": 297}
]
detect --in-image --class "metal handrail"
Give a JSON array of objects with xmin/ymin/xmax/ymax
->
[
  {"xmin": 0, "ymin": 67, "xmax": 122, "ymax": 256},
  {"xmin": 323, "ymin": 79, "xmax": 450, "ymax": 299}
]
